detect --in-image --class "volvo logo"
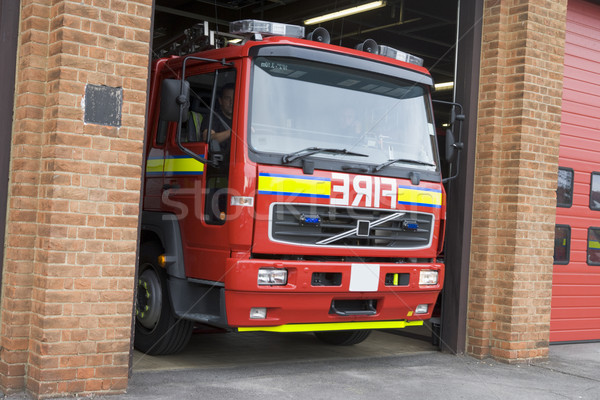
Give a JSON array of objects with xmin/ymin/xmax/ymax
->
[
  {"xmin": 356, "ymin": 220, "xmax": 370, "ymax": 236},
  {"xmin": 316, "ymin": 212, "xmax": 405, "ymax": 245}
]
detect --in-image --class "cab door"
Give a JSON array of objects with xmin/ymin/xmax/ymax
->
[
  {"xmin": 144, "ymin": 119, "xmax": 168, "ymax": 210},
  {"xmin": 162, "ymin": 65, "xmax": 239, "ymax": 282}
]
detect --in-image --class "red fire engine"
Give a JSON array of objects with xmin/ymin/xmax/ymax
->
[{"xmin": 136, "ymin": 20, "xmax": 461, "ymax": 354}]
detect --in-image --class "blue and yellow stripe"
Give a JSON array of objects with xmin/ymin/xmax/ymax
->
[
  {"xmin": 397, "ymin": 185, "xmax": 442, "ymax": 209},
  {"xmin": 257, "ymin": 172, "xmax": 443, "ymax": 208},
  {"xmin": 258, "ymin": 173, "xmax": 331, "ymax": 199}
]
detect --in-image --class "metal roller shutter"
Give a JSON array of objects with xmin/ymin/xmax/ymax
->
[{"xmin": 551, "ymin": 0, "xmax": 600, "ymax": 342}]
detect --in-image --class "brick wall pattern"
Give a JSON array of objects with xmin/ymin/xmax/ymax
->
[
  {"xmin": 467, "ymin": 0, "xmax": 568, "ymax": 362},
  {"xmin": 0, "ymin": 0, "xmax": 152, "ymax": 397}
]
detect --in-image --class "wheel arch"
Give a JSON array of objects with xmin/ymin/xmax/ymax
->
[
  {"xmin": 139, "ymin": 211, "xmax": 228, "ymax": 328},
  {"xmin": 140, "ymin": 211, "xmax": 186, "ymax": 279}
]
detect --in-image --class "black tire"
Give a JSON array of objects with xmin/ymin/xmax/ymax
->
[
  {"xmin": 314, "ymin": 329, "xmax": 372, "ymax": 346},
  {"xmin": 134, "ymin": 242, "xmax": 193, "ymax": 355}
]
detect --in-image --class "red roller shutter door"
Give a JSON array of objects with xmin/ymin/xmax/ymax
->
[{"xmin": 551, "ymin": 0, "xmax": 600, "ymax": 342}]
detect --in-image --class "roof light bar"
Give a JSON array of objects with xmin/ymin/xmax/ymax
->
[
  {"xmin": 230, "ymin": 19, "xmax": 305, "ymax": 39},
  {"xmin": 378, "ymin": 45, "xmax": 424, "ymax": 66},
  {"xmin": 304, "ymin": 1, "xmax": 386, "ymax": 26}
]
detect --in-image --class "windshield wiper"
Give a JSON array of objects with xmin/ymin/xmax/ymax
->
[
  {"xmin": 282, "ymin": 147, "xmax": 368, "ymax": 164},
  {"xmin": 373, "ymin": 158, "xmax": 436, "ymax": 173}
]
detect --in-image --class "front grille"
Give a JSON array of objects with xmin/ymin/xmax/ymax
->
[{"xmin": 270, "ymin": 203, "xmax": 433, "ymax": 249}]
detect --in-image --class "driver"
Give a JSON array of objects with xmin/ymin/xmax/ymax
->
[{"xmin": 202, "ymin": 82, "xmax": 234, "ymax": 145}]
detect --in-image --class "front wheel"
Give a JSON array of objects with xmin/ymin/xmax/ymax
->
[
  {"xmin": 314, "ymin": 330, "xmax": 372, "ymax": 346},
  {"xmin": 134, "ymin": 242, "xmax": 193, "ymax": 355}
]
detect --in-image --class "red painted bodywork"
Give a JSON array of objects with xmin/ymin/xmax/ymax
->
[{"xmin": 144, "ymin": 34, "xmax": 447, "ymax": 329}]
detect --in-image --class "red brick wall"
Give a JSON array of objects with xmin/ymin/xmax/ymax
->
[
  {"xmin": 468, "ymin": 0, "xmax": 568, "ymax": 362},
  {"xmin": 0, "ymin": 1, "xmax": 152, "ymax": 397}
]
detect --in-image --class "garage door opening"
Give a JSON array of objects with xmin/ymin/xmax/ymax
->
[{"xmin": 132, "ymin": 0, "xmax": 469, "ymax": 370}]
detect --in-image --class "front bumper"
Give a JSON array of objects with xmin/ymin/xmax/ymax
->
[{"xmin": 224, "ymin": 258, "xmax": 443, "ymax": 328}]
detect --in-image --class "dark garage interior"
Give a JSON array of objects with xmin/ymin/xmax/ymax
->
[{"xmin": 152, "ymin": 0, "xmax": 458, "ymax": 103}]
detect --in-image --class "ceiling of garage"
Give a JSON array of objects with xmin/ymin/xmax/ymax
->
[{"xmin": 152, "ymin": 0, "xmax": 458, "ymax": 91}]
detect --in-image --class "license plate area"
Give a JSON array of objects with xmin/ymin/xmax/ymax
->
[{"xmin": 349, "ymin": 264, "xmax": 380, "ymax": 292}]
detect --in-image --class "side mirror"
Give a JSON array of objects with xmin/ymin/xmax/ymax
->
[
  {"xmin": 433, "ymin": 99, "xmax": 465, "ymax": 183},
  {"xmin": 449, "ymin": 106, "xmax": 466, "ymax": 125},
  {"xmin": 160, "ymin": 79, "xmax": 190, "ymax": 122},
  {"xmin": 445, "ymin": 128, "xmax": 464, "ymax": 164}
]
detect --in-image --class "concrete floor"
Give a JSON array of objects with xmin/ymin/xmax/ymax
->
[
  {"xmin": 123, "ymin": 341, "xmax": 600, "ymax": 400},
  {"xmin": 132, "ymin": 326, "xmax": 437, "ymax": 372}
]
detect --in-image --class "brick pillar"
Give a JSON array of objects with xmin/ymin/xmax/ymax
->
[
  {"xmin": 467, "ymin": 0, "xmax": 567, "ymax": 362},
  {"xmin": 0, "ymin": 1, "xmax": 152, "ymax": 397}
]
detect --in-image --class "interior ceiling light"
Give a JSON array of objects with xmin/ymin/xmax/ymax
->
[
  {"xmin": 434, "ymin": 81, "xmax": 454, "ymax": 91},
  {"xmin": 304, "ymin": 1, "xmax": 387, "ymax": 26}
]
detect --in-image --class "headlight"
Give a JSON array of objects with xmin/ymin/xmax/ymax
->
[
  {"xmin": 258, "ymin": 268, "xmax": 288, "ymax": 285},
  {"xmin": 419, "ymin": 270, "xmax": 438, "ymax": 285}
]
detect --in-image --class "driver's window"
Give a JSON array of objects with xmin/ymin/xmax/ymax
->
[
  {"xmin": 184, "ymin": 69, "xmax": 237, "ymax": 225},
  {"xmin": 179, "ymin": 93, "xmax": 207, "ymax": 142},
  {"xmin": 179, "ymin": 76, "xmax": 213, "ymax": 143}
]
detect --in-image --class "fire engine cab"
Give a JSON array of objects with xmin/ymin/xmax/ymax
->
[{"xmin": 136, "ymin": 19, "xmax": 459, "ymax": 355}]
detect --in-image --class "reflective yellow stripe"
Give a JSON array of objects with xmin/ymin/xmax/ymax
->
[
  {"xmin": 237, "ymin": 320, "xmax": 423, "ymax": 333},
  {"xmin": 164, "ymin": 156, "xmax": 205, "ymax": 175},
  {"xmin": 258, "ymin": 173, "xmax": 331, "ymax": 199},
  {"xmin": 146, "ymin": 156, "xmax": 205, "ymax": 175},
  {"xmin": 146, "ymin": 158, "xmax": 164, "ymax": 174},
  {"xmin": 397, "ymin": 185, "xmax": 442, "ymax": 208}
]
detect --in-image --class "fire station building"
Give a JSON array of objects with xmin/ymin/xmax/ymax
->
[{"xmin": 0, "ymin": 0, "xmax": 598, "ymax": 397}]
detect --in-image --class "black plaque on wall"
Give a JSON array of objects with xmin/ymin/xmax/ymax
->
[{"xmin": 84, "ymin": 84, "xmax": 123, "ymax": 127}]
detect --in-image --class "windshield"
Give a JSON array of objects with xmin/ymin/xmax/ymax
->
[{"xmin": 249, "ymin": 56, "xmax": 438, "ymax": 171}]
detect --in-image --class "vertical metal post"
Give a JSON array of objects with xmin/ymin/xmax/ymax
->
[{"xmin": 440, "ymin": 0, "xmax": 483, "ymax": 354}]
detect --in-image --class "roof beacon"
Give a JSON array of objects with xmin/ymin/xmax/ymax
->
[
  {"xmin": 378, "ymin": 45, "xmax": 424, "ymax": 67},
  {"xmin": 230, "ymin": 20, "xmax": 305, "ymax": 39}
]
